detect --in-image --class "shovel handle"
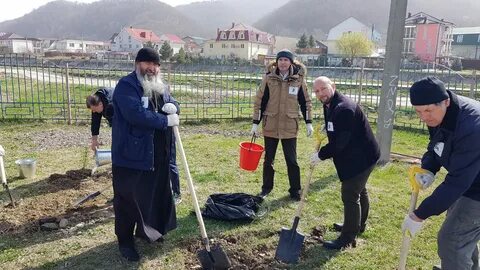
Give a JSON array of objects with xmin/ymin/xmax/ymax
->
[
  {"xmin": 293, "ymin": 164, "xmax": 315, "ymax": 220},
  {"xmin": 0, "ymin": 156, "xmax": 7, "ymax": 185},
  {"xmin": 173, "ymin": 126, "xmax": 211, "ymax": 251},
  {"xmin": 399, "ymin": 166, "xmax": 423, "ymax": 270}
]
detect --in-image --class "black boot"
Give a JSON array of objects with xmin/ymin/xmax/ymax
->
[
  {"xmin": 323, "ymin": 236, "xmax": 357, "ymax": 250},
  {"xmin": 119, "ymin": 245, "xmax": 140, "ymax": 261},
  {"xmin": 333, "ymin": 222, "xmax": 366, "ymax": 233}
]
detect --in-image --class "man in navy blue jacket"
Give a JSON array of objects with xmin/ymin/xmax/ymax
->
[
  {"xmin": 402, "ymin": 77, "xmax": 480, "ymax": 270},
  {"xmin": 111, "ymin": 47, "xmax": 179, "ymax": 261},
  {"xmin": 310, "ymin": 76, "xmax": 379, "ymax": 249}
]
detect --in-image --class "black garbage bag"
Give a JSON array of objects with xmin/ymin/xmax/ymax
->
[{"xmin": 201, "ymin": 193, "xmax": 264, "ymax": 221}]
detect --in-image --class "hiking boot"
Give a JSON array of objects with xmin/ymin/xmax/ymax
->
[
  {"xmin": 323, "ymin": 236, "xmax": 357, "ymax": 250},
  {"xmin": 333, "ymin": 222, "xmax": 366, "ymax": 233},
  {"xmin": 119, "ymin": 245, "xmax": 140, "ymax": 262},
  {"xmin": 173, "ymin": 193, "xmax": 182, "ymax": 205},
  {"xmin": 258, "ymin": 189, "xmax": 271, "ymax": 199},
  {"xmin": 289, "ymin": 191, "xmax": 301, "ymax": 201}
]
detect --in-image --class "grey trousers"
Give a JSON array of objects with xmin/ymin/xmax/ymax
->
[{"xmin": 438, "ymin": 196, "xmax": 480, "ymax": 270}]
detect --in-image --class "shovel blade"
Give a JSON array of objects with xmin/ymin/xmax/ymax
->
[
  {"xmin": 275, "ymin": 226, "xmax": 305, "ymax": 264},
  {"xmin": 197, "ymin": 244, "xmax": 231, "ymax": 270}
]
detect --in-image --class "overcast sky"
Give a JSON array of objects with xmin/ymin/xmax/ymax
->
[{"xmin": 0, "ymin": 0, "xmax": 200, "ymax": 23}]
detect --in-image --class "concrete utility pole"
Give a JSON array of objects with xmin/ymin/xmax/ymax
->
[{"xmin": 376, "ymin": 0, "xmax": 408, "ymax": 165}]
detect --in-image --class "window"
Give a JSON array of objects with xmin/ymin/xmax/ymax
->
[
  {"xmin": 240, "ymin": 44, "xmax": 244, "ymax": 48},
  {"xmin": 222, "ymin": 44, "xmax": 227, "ymax": 48},
  {"xmin": 210, "ymin": 44, "xmax": 213, "ymax": 48},
  {"xmin": 229, "ymin": 31, "xmax": 236, "ymax": 40},
  {"xmin": 477, "ymin": 34, "xmax": 480, "ymax": 43},
  {"xmin": 69, "ymin": 43, "xmax": 75, "ymax": 47},
  {"xmin": 129, "ymin": 44, "xmax": 132, "ymax": 48},
  {"xmin": 231, "ymin": 44, "xmax": 235, "ymax": 48},
  {"xmin": 238, "ymin": 32, "xmax": 245, "ymax": 39},
  {"xmin": 457, "ymin": 35, "xmax": 463, "ymax": 43},
  {"xmin": 220, "ymin": 32, "xmax": 227, "ymax": 40}
]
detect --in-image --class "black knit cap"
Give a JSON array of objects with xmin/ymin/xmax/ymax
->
[
  {"xmin": 135, "ymin": 47, "xmax": 160, "ymax": 65},
  {"xmin": 409, "ymin": 76, "xmax": 449, "ymax": 106},
  {"xmin": 276, "ymin": 49, "xmax": 294, "ymax": 63}
]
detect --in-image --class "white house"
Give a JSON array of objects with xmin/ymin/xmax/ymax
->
[
  {"xmin": 0, "ymin": 32, "xmax": 35, "ymax": 54},
  {"xmin": 451, "ymin": 26, "xmax": 480, "ymax": 59},
  {"xmin": 326, "ymin": 17, "xmax": 381, "ymax": 55},
  {"xmin": 202, "ymin": 22, "xmax": 274, "ymax": 61},
  {"xmin": 48, "ymin": 39, "xmax": 108, "ymax": 53},
  {"xmin": 159, "ymin": 34, "xmax": 185, "ymax": 55},
  {"xmin": 111, "ymin": 27, "xmax": 162, "ymax": 53}
]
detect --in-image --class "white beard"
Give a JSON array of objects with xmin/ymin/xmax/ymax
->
[{"xmin": 136, "ymin": 70, "xmax": 165, "ymax": 98}]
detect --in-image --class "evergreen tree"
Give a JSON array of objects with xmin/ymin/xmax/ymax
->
[
  {"xmin": 159, "ymin": 41, "xmax": 173, "ymax": 61},
  {"xmin": 175, "ymin": 47, "xmax": 186, "ymax": 63},
  {"xmin": 297, "ymin": 33, "xmax": 308, "ymax": 49},
  {"xmin": 308, "ymin": 35, "xmax": 316, "ymax": 48}
]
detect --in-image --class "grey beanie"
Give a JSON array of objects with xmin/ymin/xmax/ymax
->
[
  {"xmin": 409, "ymin": 76, "xmax": 449, "ymax": 106},
  {"xmin": 276, "ymin": 49, "xmax": 294, "ymax": 63}
]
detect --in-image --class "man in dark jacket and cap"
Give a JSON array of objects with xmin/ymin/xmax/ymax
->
[
  {"xmin": 402, "ymin": 76, "xmax": 480, "ymax": 270},
  {"xmin": 111, "ymin": 47, "xmax": 179, "ymax": 261},
  {"xmin": 86, "ymin": 87, "xmax": 114, "ymax": 151},
  {"xmin": 310, "ymin": 76, "xmax": 379, "ymax": 249}
]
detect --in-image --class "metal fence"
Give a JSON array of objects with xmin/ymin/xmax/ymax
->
[{"xmin": 0, "ymin": 54, "xmax": 478, "ymax": 130}]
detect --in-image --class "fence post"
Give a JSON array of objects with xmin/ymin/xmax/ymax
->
[
  {"xmin": 65, "ymin": 63, "xmax": 72, "ymax": 125},
  {"xmin": 470, "ymin": 69, "xmax": 477, "ymax": 99},
  {"xmin": 358, "ymin": 59, "xmax": 365, "ymax": 104}
]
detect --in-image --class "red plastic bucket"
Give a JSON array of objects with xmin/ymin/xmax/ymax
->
[{"xmin": 239, "ymin": 141, "xmax": 264, "ymax": 171}]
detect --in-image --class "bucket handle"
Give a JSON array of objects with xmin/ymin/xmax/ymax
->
[{"xmin": 249, "ymin": 135, "xmax": 257, "ymax": 151}]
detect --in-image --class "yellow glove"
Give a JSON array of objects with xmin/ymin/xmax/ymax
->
[{"xmin": 313, "ymin": 125, "xmax": 327, "ymax": 150}]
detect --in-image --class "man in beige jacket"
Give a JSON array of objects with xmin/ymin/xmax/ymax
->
[{"xmin": 250, "ymin": 49, "xmax": 313, "ymax": 201}]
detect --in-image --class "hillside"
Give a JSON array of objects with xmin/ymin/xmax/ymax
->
[
  {"xmin": 254, "ymin": 0, "xmax": 480, "ymax": 39},
  {"xmin": 176, "ymin": 0, "xmax": 289, "ymax": 37},
  {"xmin": 0, "ymin": 0, "xmax": 208, "ymax": 40}
]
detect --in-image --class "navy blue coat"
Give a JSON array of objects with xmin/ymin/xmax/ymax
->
[
  {"xmin": 318, "ymin": 92, "xmax": 380, "ymax": 181},
  {"xmin": 415, "ymin": 91, "xmax": 480, "ymax": 220},
  {"xmin": 112, "ymin": 71, "xmax": 178, "ymax": 171},
  {"xmin": 91, "ymin": 87, "xmax": 114, "ymax": 136}
]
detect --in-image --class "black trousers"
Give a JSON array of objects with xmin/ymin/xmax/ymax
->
[
  {"xmin": 340, "ymin": 164, "xmax": 375, "ymax": 240},
  {"xmin": 262, "ymin": 136, "xmax": 301, "ymax": 195}
]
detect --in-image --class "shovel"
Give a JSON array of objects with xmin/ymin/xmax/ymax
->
[
  {"xmin": 173, "ymin": 126, "xmax": 231, "ymax": 270},
  {"xmin": 275, "ymin": 126, "xmax": 326, "ymax": 264},
  {"xmin": 0, "ymin": 145, "xmax": 15, "ymax": 207},
  {"xmin": 398, "ymin": 166, "xmax": 424, "ymax": 270},
  {"xmin": 73, "ymin": 186, "xmax": 111, "ymax": 207}
]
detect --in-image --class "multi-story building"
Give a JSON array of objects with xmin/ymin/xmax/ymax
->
[
  {"xmin": 451, "ymin": 27, "xmax": 480, "ymax": 59},
  {"xmin": 182, "ymin": 36, "xmax": 207, "ymax": 55},
  {"xmin": 0, "ymin": 32, "xmax": 35, "ymax": 54},
  {"xmin": 48, "ymin": 39, "xmax": 108, "ymax": 53},
  {"xmin": 202, "ymin": 22, "xmax": 274, "ymax": 61},
  {"xmin": 403, "ymin": 12, "xmax": 454, "ymax": 64},
  {"xmin": 111, "ymin": 27, "xmax": 162, "ymax": 53}
]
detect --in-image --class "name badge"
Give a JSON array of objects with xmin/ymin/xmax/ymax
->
[
  {"xmin": 327, "ymin": 122, "xmax": 334, "ymax": 131},
  {"xmin": 141, "ymin": 97, "xmax": 149, "ymax": 108},
  {"xmin": 434, "ymin": 142, "xmax": 444, "ymax": 157},
  {"xmin": 288, "ymin": 86, "xmax": 299, "ymax": 96}
]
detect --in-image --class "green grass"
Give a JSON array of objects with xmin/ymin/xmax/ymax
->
[{"xmin": 0, "ymin": 120, "xmax": 446, "ymax": 269}]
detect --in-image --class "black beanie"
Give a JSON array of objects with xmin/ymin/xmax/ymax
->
[
  {"xmin": 135, "ymin": 47, "xmax": 160, "ymax": 65},
  {"xmin": 276, "ymin": 49, "xmax": 294, "ymax": 63},
  {"xmin": 409, "ymin": 76, "xmax": 449, "ymax": 106}
]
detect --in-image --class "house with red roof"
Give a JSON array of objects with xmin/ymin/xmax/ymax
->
[
  {"xmin": 159, "ymin": 34, "xmax": 185, "ymax": 55},
  {"xmin": 111, "ymin": 26, "xmax": 162, "ymax": 53}
]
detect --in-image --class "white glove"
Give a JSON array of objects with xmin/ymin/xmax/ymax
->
[
  {"xmin": 310, "ymin": 152, "xmax": 321, "ymax": 165},
  {"xmin": 0, "ymin": 145, "xmax": 4, "ymax": 156},
  {"xmin": 306, "ymin": 123, "xmax": 313, "ymax": 137},
  {"xmin": 167, "ymin": 114, "xmax": 179, "ymax": 127},
  {"xmin": 250, "ymin": 124, "xmax": 259, "ymax": 137},
  {"xmin": 402, "ymin": 213, "xmax": 424, "ymax": 237},
  {"xmin": 162, "ymin": 103, "xmax": 177, "ymax": 114},
  {"xmin": 415, "ymin": 170, "xmax": 435, "ymax": 190}
]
